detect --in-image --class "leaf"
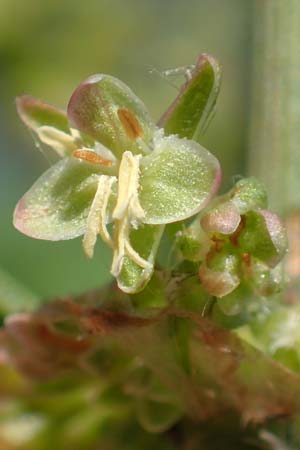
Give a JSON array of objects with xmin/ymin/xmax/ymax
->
[
  {"xmin": 239, "ymin": 210, "xmax": 287, "ymax": 268},
  {"xmin": 139, "ymin": 134, "xmax": 221, "ymax": 224},
  {"xmin": 130, "ymin": 272, "xmax": 168, "ymax": 310},
  {"xmin": 4, "ymin": 297, "xmax": 300, "ymax": 424},
  {"xmin": 67, "ymin": 74, "xmax": 156, "ymax": 159},
  {"xmin": 158, "ymin": 53, "xmax": 221, "ymax": 141},
  {"xmin": 0, "ymin": 268, "xmax": 41, "ymax": 316},
  {"xmin": 136, "ymin": 396, "xmax": 182, "ymax": 433},
  {"xmin": 116, "ymin": 224, "xmax": 164, "ymax": 294},
  {"xmin": 13, "ymin": 158, "xmax": 116, "ymax": 240}
]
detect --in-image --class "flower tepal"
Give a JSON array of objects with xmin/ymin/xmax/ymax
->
[{"xmin": 14, "ymin": 73, "xmax": 221, "ymax": 294}]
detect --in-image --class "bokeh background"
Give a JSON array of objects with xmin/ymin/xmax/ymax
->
[{"xmin": 0, "ymin": 0, "xmax": 253, "ymax": 300}]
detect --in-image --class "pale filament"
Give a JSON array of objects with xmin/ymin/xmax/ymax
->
[
  {"xmin": 111, "ymin": 151, "xmax": 151, "ymax": 276},
  {"xmin": 82, "ymin": 175, "xmax": 116, "ymax": 258},
  {"xmin": 83, "ymin": 150, "xmax": 152, "ymax": 277},
  {"xmin": 112, "ymin": 151, "xmax": 144, "ymax": 221},
  {"xmin": 36, "ymin": 126, "xmax": 77, "ymax": 156},
  {"xmin": 111, "ymin": 215, "xmax": 150, "ymax": 277}
]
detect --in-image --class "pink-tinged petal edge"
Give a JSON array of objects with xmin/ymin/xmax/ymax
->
[
  {"xmin": 13, "ymin": 197, "xmax": 33, "ymax": 238},
  {"xmin": 259, "ymin": 209, "xmax": 288, "ymax": 264},
  {"xmin": 67, "ymin": 75, "xmax": 105, "ymax": 131},
  {"xmin": 16, "ymin": 95, "xmax": 67, "ymax": 129}
]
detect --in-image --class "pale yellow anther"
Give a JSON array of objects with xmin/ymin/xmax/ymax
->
[
  {"xmin": 111, "ymin": 217, "xmax": 127, "ymax": 276},
  {"xmin": 82, "ymin": 150, "xmax": 152, "ymax": 278},
  {"xmin": 110, "ymin": 151, "xmax": 151, "ymax": 277},
  {"xmin": 82, "ymin": 175, "xmax": 116, "ymax": 258},
  {"xmin": 112, "ymin": 151, "xmax": 145, "ymax": 221}
]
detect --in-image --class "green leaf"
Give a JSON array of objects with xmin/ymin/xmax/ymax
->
[
  {"xmin": 139, "ymin": 134, "xmax": 221, "ymax": 225},
  {"xmin": 0, "ymin": 268, "xmax": 41, "ymax": 316},
  {"xmin": 159, "ymin": 54, "xmax": 221, "ymax": 141},
  {"xmin": 5, "ymin": 297, "xmax": 300, "ymax": 426},
  {"xmin": 67, "ymin": 74, "xmax": 156, "ymax": 159},
  {"xmin": 239, "ymin": 210, "xmax": 287, "ymax": 267},
  {"xmin": 136, "ymin": 396, "xmax": 182, "ymax": 433},
  {"xmin": 273, "ymin": 348, "xmax": 300, "ymax": 372},
  {"xmin": 244, "ymin": 306, "xmax": 300, "ymax": 372},
  {"xmin": 13, "ymin": 158, "xmax": 115, "ymax": 240},
  {"xmin": 116, "ymin": 225, "xmax": 164, "ymax": 294},
  {"xmin": 131, "ymin": 272, "xmax": 168, "ymax": 310}
]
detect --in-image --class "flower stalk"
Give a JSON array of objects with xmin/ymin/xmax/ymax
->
[{"xmin": 248, "ymin": 0, "xmax": 300, "ymax": 215}]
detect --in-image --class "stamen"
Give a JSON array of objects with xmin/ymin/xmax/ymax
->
[
  {"xmin": 111, "ymin": 151, "xmax": 150, "ymax": 278},
  {"xmin": 111, "ymin": 217, "xmax": 152, "ymax": 277},
  {"xmin": 124, "ymin": 241, "xmax": 151, "ymax": 269},
  {"xmin": 37, "ymin": 126, "xmax": 77, "ymax": 156},
  {"xmin": 73, "ymin": 149, "xmax": 113, "ymax": 166},
  {"xmin": 113, "ymin": 151, "xmax": 145, "ymax": 221},
  {"xmin": 69, "ymin": 127, "xmax": 82, "ymax": 140},
  {"xmin": 111, "ymin": 218, "xmax": 128, "ymax": 276},
  {"xmin": 117, "ymin": 108, "xmax": 144, "ymax": 140},
  {"xmin": 82, "ymin": 175, "xmax": 116, "ymax": 258}
]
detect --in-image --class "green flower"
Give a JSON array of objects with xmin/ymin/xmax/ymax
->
[
  {"xmin": 198, "ymin": 178, "xmax": 287, "ymax": 299},
  {"xmin": 14, "ymin": 57, "xmax": 221, "ymax": 294}
]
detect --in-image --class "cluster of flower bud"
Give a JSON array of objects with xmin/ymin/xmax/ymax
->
[{"xmin": 176, "ymin": 178, "xmax": 288, "ymax": 312}]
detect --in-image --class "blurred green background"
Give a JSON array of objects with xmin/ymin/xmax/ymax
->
[{"xmin": 0, "ymin": 0, "xmax": 253, "ymax": 299}]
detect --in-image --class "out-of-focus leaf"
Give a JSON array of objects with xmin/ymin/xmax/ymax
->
[
  {"xmin": 130, "ymin": 272, "xmax": 168, "ymax": 311},
  {"xmin": 240, "ymin": 305, "xmax": 300, "ymax": 373},
  {"xmin": 67, "ymin": 74, "xmax": 156, "ymax": 159},
  {"xmin": 159, "ymin": 54, "xmax": 221, "ymax": 141},
  {"xmin": 3, "ymin": 293, "xmax": 300, "ymax": 424},
  {"xmin": 136, "ymin": 396, "xmax": 182, "ymax": 433},
  {"xmin": 13, "ymin": 158, "xmax": 116, "ymax": 240},
  {"xmin": 139, "ymin": 134, "xmax": 221, "ymax": 224},
  {"xmin": 127, "ymin": 366, "xmax": 183, "ymax": 432},
  {"xmin": 0, "ymin": 268, "xmax": 41, "ymax": 316}
]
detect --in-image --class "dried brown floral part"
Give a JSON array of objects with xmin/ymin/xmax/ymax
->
[{"xmin": 2, "ymin": 296, "xmax": 300, "ymax": 424}]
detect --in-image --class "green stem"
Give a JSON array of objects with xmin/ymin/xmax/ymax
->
[{"xmin": 248, "ymin": 0, "xmax": 300, "ymax": 215}]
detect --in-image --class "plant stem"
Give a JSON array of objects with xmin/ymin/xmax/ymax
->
[{"xmin": 248, "ymin": 0, "xmax": 300, "ymax": 216}]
